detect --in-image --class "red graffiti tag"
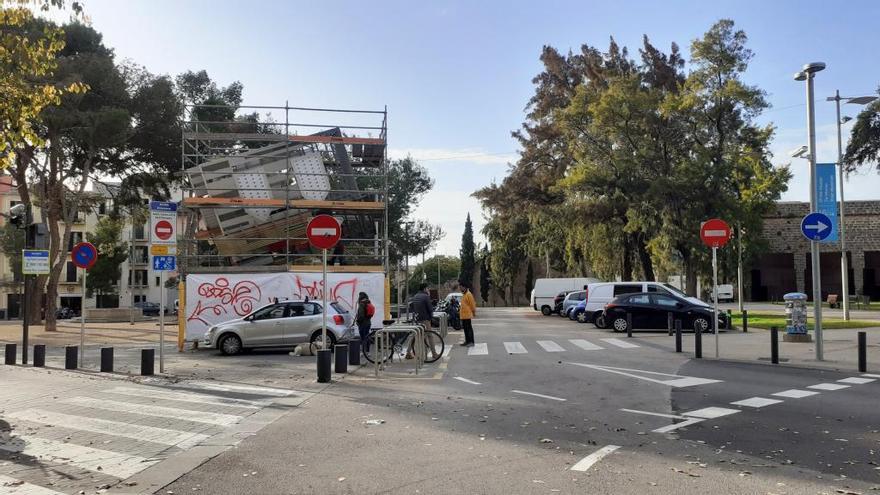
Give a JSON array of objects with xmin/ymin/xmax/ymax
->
[
  {"xmin": 187, "ymin": 277, "xmax": 261, "ymax": 326},
  {"xmin": 291, "ymin": 276, "xmax": 358, "ymax": 312}
]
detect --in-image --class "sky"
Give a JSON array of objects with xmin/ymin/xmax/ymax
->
[{"xmin": 50, "ymin": 0, "xmax": 880, "ymax": 257}]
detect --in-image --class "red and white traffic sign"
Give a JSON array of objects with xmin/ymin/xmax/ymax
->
[
  {"xmin": 700, "ymin": 218, "xmax": 731, "ymax": 248},
  {"xmin": 154, "ymin": 220, "xmax": 173, "ymax": 240},
  {"xmin": 307, "ymin": 214, "xmax": 341, "ymax": 250},
  {"xmin": 150, "ymin": 201, "xmax": 177, "ymax": 247}
]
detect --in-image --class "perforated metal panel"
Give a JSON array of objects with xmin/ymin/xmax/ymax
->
[{"xmin": 291, "ymin": 150, "xmax": 330, "ymax": 201}]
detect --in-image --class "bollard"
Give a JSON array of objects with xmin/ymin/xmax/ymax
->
[
  {"xmin": 726, "ymin": 310, "xmax": 733, "ymax": 330},
  {"xmin": 100, "ymin": 347, "xmax": 114, "ymax": 373},
  {"xmin": 770, "ymin": 326, "xmax": 779, "ymax": 364},
  {"xmin": 33, "ymin": 344, "xmax": 45, "ymax": 367},
  {"xmin": 65, "ymin": 346, "xmax": 78, "ymax": 370},
  {"xmin": 626, "ymin": 313, "xmax": 633, "ymax": 338},
  {"xmin": 4, "ymin": 343, "xmax": 15, "ymax": 365},
  {"xmin": 675, "ymin": 320, "xmax": 682, "ymax": 353},
  {"xmin": 334, "ymin": 344, "xmax": 348, "ymax": 373},
  {"xmin": 140, "ymin": 349, "xmax": 154, "ymax": 376},
  {"xmin": 348, "ymin": 338, "xmax": 361, "ymax": 367},
  {"xmin": 667, "ymin": 313, "xmax": 673, "ymax": 336},
  {"xmin": 742, "ymin": 309, "xmax": 748, "ymax": 333},
  {"xmin": 694, "ymin": 324, "xmax": 702, "ymax": 359},
  {"xmin": 316, "ymin": 349, "xmax": 332, "ymax": 383},
  {"xmin": 858, "ymin": 331, "xmax": 867, "ymax": 373}
]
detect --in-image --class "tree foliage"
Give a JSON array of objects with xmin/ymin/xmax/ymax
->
[
  {"xmin": 458, "ymin": 213, "xmax": 475, "ymax": 287},
  {"xmin": 386, "ymin": 157, "xmax": 443, "ymax": 263},
  {"xmin": 478, "ymin": 245, "xmax": 491, "ymax": 303},
  {"xmin": 407, "ymin": 255, "xmax": 460, "ymax": 294},
  {"xmin": 843, "ymin": 91, "xmax": 880, "ymax": 172},
  {"xmin": 85, "ymin": 216, "xmax": 127, "ymax": 297}
]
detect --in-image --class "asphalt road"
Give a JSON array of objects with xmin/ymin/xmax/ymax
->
[{"xmin": 163, "ymin": 308, "xmax": 880, "ymax": 494}]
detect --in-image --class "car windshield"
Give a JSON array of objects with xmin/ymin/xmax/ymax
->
[{"xmin": 662, "ymin": 283, "xmax": 688, "ymax": 298}]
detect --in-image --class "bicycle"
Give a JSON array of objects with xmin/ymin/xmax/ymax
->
[{"xmin": 362, "ymin": 324, "xmax": 445, "ymax": 364}]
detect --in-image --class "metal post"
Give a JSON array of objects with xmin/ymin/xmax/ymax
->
[
  {"xmin": 80, "ymin": 268, "xmax": 86, "ymax": 363},
  {"xmin": 727, "ymin": 309, "xmax": 733, "ymax": 330},
  {"xmin": 674, "ymin": 319, "xmax": 682, "ymax": 353},
  {"xmin": 159, "ymin": 270, "xmax": 165, "ymax": 373},
  {"xmin": 713, "ymin": 246, "xmax": 719, "ymax": 358},
  {"xmin": 322, "ymin": 248, "xmax": 327, "ymax": 348},
  {"xmin": 141, "ymin": 348, "xmax": 154, "ymax": 375},
  {"xmin": 334, "ymin": 344, "xmax": 348, "ymax": 373},
  {"xmin": 21, "ymin": 206, "xmax": 31, "ymax": 365},
  {"xmin": 33, "ymin": 344, "xmax": 45, "ymax": 367},
  {"xmin": 100, "ymin": 347, "xmax": 113, "ymax": 373},
  {"xmin": 834, "ymin": 90, "xmax": 850, "ymax": 321},
  {"xmin": 130, "ymin": 222, "xmax": 135, "ymax": 325},
  {"xmin": 806, "ymin": 70, "xmax": 824, "ymax": 360},
  {"xmin": 737, "ymin": 224, "xmax": 744, "ymax": 312},
  {"xmin": 667, "ymin": 312, "xmax": 673, "ymax": 336},
  {"xmin": 770, "ymin": 326, "xmax": 779, "ymax": 364},
  {"xmin": 858, "ymin": 331, "xmax": 867, "ymax": 372},
  {"xmin": 695, "ymin": 323, "xmax": 702, "ymax": 359},
  {"xmin": 65, "ymin": 345, "xmax": 78, "ymax": 369},
  {"xmin": 743, "ymin": 309, "xmax": 748, "ymax": 333},
  {"xmin": 4, "ymin": 343, "xmax": 15, "ymax": 364},
  {"xmin": 626, "ymin": 312, "xmax": 632, "ymax": 338}
]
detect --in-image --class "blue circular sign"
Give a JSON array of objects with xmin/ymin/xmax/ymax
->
[
  {"xmin": 801, "ymin": 212, "xmax": 833, "ymax": 242},
  {"xmin": 71, "ymin": 241, "xmax": 98, "ymax": 270}
]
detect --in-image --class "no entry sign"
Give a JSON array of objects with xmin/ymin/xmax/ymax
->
[
  {"xmin": 150, "ymin": 201, "xmax": 177, "ymax": 246},
  {"xmin": 307, "ymin": 214, "xmax": 341, "ymax": 250},
  {"xmin": 700, "ymin": 218, "xmax": 731, "ymax": 248}
]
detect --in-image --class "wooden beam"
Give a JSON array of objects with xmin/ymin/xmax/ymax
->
[
  {"xmin": 183, "ymin": 197, "xmax": 384, "ymax": 210},
  {"xmin": 288, "ymin": 265, "xmax": 385, "ymax": 273},
  {"xmin": 287, "ymin": 135, "xmax": 385, "ymax": 146}
]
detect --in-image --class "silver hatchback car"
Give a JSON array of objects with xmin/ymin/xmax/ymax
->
[{"xmin": 201, "ymin": 300, "xmax": 355, "ymax": 355}]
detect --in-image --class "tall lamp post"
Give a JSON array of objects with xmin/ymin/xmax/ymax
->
[
  {"xmin": 794, "ymin": 62, "xmax": 826, "ymax": 361},
  {"xmin": 827, "ymin": 91, "xmax": 878, "ymax": 321}
]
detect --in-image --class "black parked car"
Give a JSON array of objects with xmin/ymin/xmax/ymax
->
[
  {"xmin": 601, "ymin": 292, "xmax": 726, "ymax": 333},
  {"xmin": 552, "ymin": 291, "xmax": 572, "ymax": 315},
  {"xmin": 135, "ymin": 301, "xmax": 167, "ymax": 316}
]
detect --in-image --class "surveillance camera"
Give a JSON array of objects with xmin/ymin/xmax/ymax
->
[{"xmin": 789, "ymin": 146, "xmax": 809, "ymax": 159}]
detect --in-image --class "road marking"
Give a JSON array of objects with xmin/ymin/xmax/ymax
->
[
  {"xmin": 7, "ymin": 409, "xmax": 209, "ymax": 449},
  {"xmin": 0, "ymin": 434, "xmax": 156, "ymax": 478},
  {"xmin": 730, "ymin": 397, "xmax": 783, "ymax": 408},
  {"xmin": 511, "ymin": 390, "xmax": 567, "ymax": 402},
  {"xmin": 468, "ymin": 343, "xmax": 488, "ymax": 355},
  {"xmin": 0, "ymin": 475, "xmax": 66, "ymax": 495},
  {"xmin": 173, "ymin": 380, "xmax": 295, "ymax": 397},
  {"xmin": 683, "ymin": 407, "xmax": 740, "ymax": 419},
  {"xmin": 569, "ymin": 339, "xmax": 603, "ymax": 351},
  {"xmin": 536, "ymin": 340, "xmax": 565, "ymax": 352},
  {"xmin": 570, "ymin": 445, "xmax": 620, "ymax": 472},
  {"xmin": 807, "ymin": 383, "xmax": 850, "ymax": 391},
  {"xmin": 566, "ymin": 362, "xmax": 722, "ymax": 388},
  {"xmin": 453, "ymin": 376, "xmax": 481, "ymax": 385},
  {"xmin": 442, "ymin": 346, "xmax": 453, "ymax": 358},
  {"xmin": 105, "ymin": 386, "xmax": 268, "ymax": 408},
  {"xmin": 503, "ymin": 341, "xmax": 528, "ymax": 354},
  {"xmin": 600, "ymin": 338, "xmax": 640, "ymax": 349},
  {"xmin": 838, "ymin": 377, "xmax": 876, "ymax": 385},
  {"xmin": 620, "ymin": 408, "xmax": 689, "ymax": 420},
  {"xmin": 772, "ymin": 389, "xmax": 819, "ymax": 399},
  {"xmin": 62, "ymin": 397, "xmax": 243, "ymax": 426},
  {"xmin": 652, "ymin": 418, "xmax": 704, "ymax": 433},
  {"xmin": 862, "ymin": 374, "xmax": 880, "ymax": 378}
]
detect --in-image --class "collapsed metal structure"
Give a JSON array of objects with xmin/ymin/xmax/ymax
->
[{"xmin": 179, "ymin": 104, "xmax": 388, "ymax": 275}]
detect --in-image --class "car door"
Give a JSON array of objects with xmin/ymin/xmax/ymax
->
[
  {"xmin": 281, "ymin": 302, "xmax": 323, "ymax": 345},
  {"xmin": 626, "ymin": 293, "xmax": 652, "ymax": 329},
  {"xmin": 245, "ymin": 304, "xmax": 286, "ymax": 346},
  {"xmin": 650, "ymin": 294, "xmax": 682, "ymax": 329}
]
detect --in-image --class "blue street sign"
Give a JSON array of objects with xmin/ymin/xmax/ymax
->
[
  {"xmin": 801, "ymin": 212, "xmax": 833, "ymax": 242},
  {"xmin": 71, "ymin": 241, "xmax": 98, "ymax": 270},
  {"xmin": 816, "ymin": 163, "xmax": 838, "ymax": 243},
  {"xmin": 150, "ymin": 201, "xmax": 177, "ymax": 212},
  {"xmin": 152, "ymin": 255, "xmax": 176, "ymax": 271}
]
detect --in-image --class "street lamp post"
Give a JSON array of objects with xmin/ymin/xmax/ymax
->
[
  {"xmin": 795, "ymin": 62, "xmax": 826, "ymax": 361},
  {"xmin": 827, "ymin": 91, "xmax": 878, "ymax": 321}
]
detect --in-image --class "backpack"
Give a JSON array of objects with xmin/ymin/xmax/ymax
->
[{"xmin": 365, "ymin": 302, "xmax": 376, "ymax": 318}]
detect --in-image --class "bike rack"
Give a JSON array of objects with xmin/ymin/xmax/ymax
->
[
  {"xmin": 438, "ymin": 313, "xmax": 448, "ymax": 339},
  {"xmin": 373, "ymin": 323, "xmax": 424, "ymax": 377}
]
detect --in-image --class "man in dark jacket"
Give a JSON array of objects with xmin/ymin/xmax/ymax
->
[
  {"xmin": 411, "ymin": 283, "xmax": 434, "ymax": 323},
  {"xmin": 355, "ymin": 292, "xmax": 372, "ymax": 352}
]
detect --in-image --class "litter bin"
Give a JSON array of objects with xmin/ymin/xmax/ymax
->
[{"xmin": 783, "ymin": 292, "xmax": 809, "ymax": 337}]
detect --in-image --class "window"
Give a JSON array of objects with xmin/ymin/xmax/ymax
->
[
  {"xmin": 129, "ymin": 269, "xmax": 148, "ymax": 287},
  {"xmin": 155, "ymin": 276, "xmax": 160, "ymax": 287},
  {"xmin": 576, "ymin": 291, "xmax": 586, "ymax": 301},
  {"xmin": 253, "ymin": 304, "xmax": 286, "ymax": 320},
  {"xmin": 330, "ymin": 302, "xmax": 348, "ymax": 314},
  {"xmin": 653, "ymin": 295, "xmax": 680, "ymax": 308},
  {"xmin": 134, "ymin": 224, "xmax": 147, "ymax": 240},
  {"xmin": 65, "ymin": 262, "xmax": 77, "ymax": 283},
  {"xmin": 627, "ymin": 294, "xmax": 651, "ymax": 305},
  {"xmin": 613, "ymin": 284, "xmax": 643, "ymax": 297},
  {"xmin": 647, "ymin": 284, "xmax": 671, "ymax": 296},
  {"xmin": 134, "ymin": 246, "xmax": 148, "ymax": 264},
  {"xmin": 98, "ymin": 201, "xmax": 107, "ymax": 215},
  {"xmin": 67, "ymin": 232, "xmax": 84, "ymax": 251}
]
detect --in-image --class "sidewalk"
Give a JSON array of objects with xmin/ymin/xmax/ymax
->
[
  {"xmin": 638, "ymin": 326, "xmax": 880, "ymax": 373},
  {"xmin": 0, "ymin": 319, "xmax": 177, "ymax": 347}
]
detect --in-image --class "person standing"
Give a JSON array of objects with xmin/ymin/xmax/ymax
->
[
  {"xmin": 459, "ymin": 282, "xmax": 477, "ymax": 346},
  {"xmin": 355, "ymin": 292, "xmax": 374, "ymax": 353},
  {"xmin": 409, "ymin": 283, "xmax": 439, "ymax": 360}
]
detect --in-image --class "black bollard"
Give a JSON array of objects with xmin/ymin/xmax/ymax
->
[
  {"xmin": 742, "ymin": 310, "xmax": 748, "ymax": 333},
  {"xmin": 770, "ymin": 326, "xmax": 779, "ymax": 365},
  {"xmin": 141, "ymin": 349, "xmax": 154, "ymax": 376},
  {"xmin": 65, "ymin": 346, "xmax": 78, "ymax": 370},
  {"xmin": 667, "ymin": 313, "xmax": 673, "ymax": 336},
  {"xmin": 348, "ymin": 338, "xmax": 361, "ymax": 367},
  {"xmin": 316, "ymin": 349, "xmax": 332, "ymax": 383},
  {"xmin": 726, "ymin": 310, "xmax": 733, "ymax": 330},
  {"xmin": 4, "ymin": 343, "xmax": 15, "ymax": 365},
  {"xmin": 695, "ymin": 324, "xmax": 702, "ymax": 359},
  {"xmin": 675, "ymin": 320, "xmax": 682, "ymax": 353},
  {"xmin": 100, "ymin": 347, "xmax": 114, "ymax": 373},
  {"xmin": 858, "ymin": 331, "xmax": 867, "ymax": 373},
  {"xmin": 626, "ymin": 313, "xmax": 633, "ymax": 338},
  {"xmin": 334, "ymin": 344, "xmax": 348, "ymax": 373},
  {"xmin": 33, "ymin": 344, "xmax": 45, "ymax": 367}
]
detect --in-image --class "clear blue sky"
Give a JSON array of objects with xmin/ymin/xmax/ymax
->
[{"xmin": 66, "ymin": 0, "xmax": 880, "ymax": 255}]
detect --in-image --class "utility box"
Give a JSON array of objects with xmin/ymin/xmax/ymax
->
[{"xmin": 783, "ymin": 292, "xmax": 812, "ymax": 342}]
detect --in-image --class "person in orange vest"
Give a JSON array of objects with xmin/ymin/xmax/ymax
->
[{"xmin": 459, "ymin": 281, "xmax": 477, "ymax": 347}]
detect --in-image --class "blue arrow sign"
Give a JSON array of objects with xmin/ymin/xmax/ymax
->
[{"xmin": 801, "ymin": 212, "xmax": 833, "ymax": 242}]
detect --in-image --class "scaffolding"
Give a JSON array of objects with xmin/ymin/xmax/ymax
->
[{"xmin": 179, "ymin": 103, "xmax": 388, "ymax": 276}]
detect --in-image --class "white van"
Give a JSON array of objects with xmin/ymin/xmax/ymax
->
[
  {"xmin": 716, "ymin": 284, "xmax": 734, "ymax": 303},
  {"xmin": 532, "ymin": 278, "xmax": 600, "ymax": 316},
  {"xmin": 584, "ymin": 281, "xmax": 710, "ymax": 327}
]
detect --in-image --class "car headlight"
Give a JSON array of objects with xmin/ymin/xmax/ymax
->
[{"xmin": 204, "ymin": 326, "xmax": 217, "ymax": 338}]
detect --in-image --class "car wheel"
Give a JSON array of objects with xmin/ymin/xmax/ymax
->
[
  {"xmin": 576, "ymin": 310, "xmax": 587, "ymax": 324},
  {"xmin": 310, "ymin": 330, "xmax": 337, "ymax": 351},
  {"xmin": 611, "ymin": 317, "xmax": 628, "ymax": 333},
  {"xmin": 693, "ymin": 316, "xmax": 710, "ymax": 333},
  {"xmin": 593, "ymin": 313, "xmax": 606, "ymax": 329},
  {"xmin": 219, "ymin": 334, "xmax": 243, "ymax": 356},
  {"xmin": 541, "ymin": 306, "xmax": 552, "ymax": 316}
]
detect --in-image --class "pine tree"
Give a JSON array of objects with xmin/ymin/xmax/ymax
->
[
  {"xmin": 479, "ymin": 246, "xmax": 491, "ymax": 303},
  {"xmin": 458, "ymin": 213, "xmax": 475, "ymax": 287},
  {"xmin": 525, "ymin": 260, "xmax": 534, "ymax": 301}
]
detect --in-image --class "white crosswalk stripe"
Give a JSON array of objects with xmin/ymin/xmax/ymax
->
[
  {"xmin": 105, "ymin": 386, "xmax": 269, "ymax": 408},
  {"xmin": 468, "ymin": 343, "xmax": 488, "ymax": 355},
  {"xmin": 463, "ymin": 339, "xmax": 638, "ymax": 356},
  {"xmin": 170, "ymin": 380, "xmax": 295, "ymax": 397},
  {"xmin": 600, "ymin": 338, "xmax": 640, "ymax": 349},
  {"xmin": 569, "ymin": 339, "xmax": 604, "ymax": 351},
  {"xmin": 7, "ymin": 409, "xmax": 210, "ymax": 449},
  {"xmin": 536, "ymin": 340, "xmax": 565, "ymax": 352},
  {"xmin": 503, "ymin": 341, "xmax": 528, "ymax": 354},
  {"xmin": 0, "ymin": 434, "xmax": 157, "ymax": 478},
  {"xmin": 0, "ymin": 475, "xmax": 66, "ymax": 495},
  {"xmin": 62, "ymin": 396, "xmax": 244, "ymax": 426}
]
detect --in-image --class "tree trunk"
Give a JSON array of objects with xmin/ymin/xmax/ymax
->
[
  {"xmin": 635, "ymin": 234, "xmax": 655, "ymax": 282},
  {"xmin": 685, "ymin": 257, "xmax": 698, "ymax": 297},
  {"xmin": 621, "ymin": 235, "xmax": 633, "ymax": 281}
]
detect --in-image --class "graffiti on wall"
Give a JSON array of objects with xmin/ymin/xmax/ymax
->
[{"xmin": 186, "ymin": 277, "xmax": 262, "ymax": 326}]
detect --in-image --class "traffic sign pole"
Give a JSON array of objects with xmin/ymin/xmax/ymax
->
[
  {"xmin": 713, "ymin": 246, "xmax": 719, "ymax": 359},
  {"xmin": 306, "ymin": 215, "xmax": 341, "ymax": 384},
  {"xmin": 160, "ymin": 270, "xmax": 165, "ymax": 373},
  {"xmin": 322, "ymin": 248, "xmax": 328, "ymax": 350},
  {"xmin": 81, "ymin": 268, "xmax": 86, "ymax": 363}
]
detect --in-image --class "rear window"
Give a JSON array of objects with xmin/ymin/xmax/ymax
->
[
  {"xmin": 330, "ymin": 302, "xmax": 348, "ymax": 314},
  {"xmin": 613, "ymin": 284, "xmax": 642, "ymax": 296},
  {"xmin": 627, "ymin": 294, "xmax": 651, "ymax": 305}
]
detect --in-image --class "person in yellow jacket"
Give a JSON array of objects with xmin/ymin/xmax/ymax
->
[{"xmin": 459, "ymin": 282, "xmax": 477, "ymax": 347}]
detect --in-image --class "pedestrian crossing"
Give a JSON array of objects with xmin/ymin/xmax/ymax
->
[
  {"xmin": 464, "ymin": 338, "xmax": 639, "ymax": 356},
  {"xmin": 0, "ymin": 381, "xmax": 294, "ymax": 494}
]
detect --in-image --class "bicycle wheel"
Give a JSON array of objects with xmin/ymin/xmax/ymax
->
[
  {"xmin": 362, "ymin": 331, "xmax": 393, "ymax": 364},
  {"xmin": 422, "ymin": 330, "xmax": 445, "ymax": 363}
]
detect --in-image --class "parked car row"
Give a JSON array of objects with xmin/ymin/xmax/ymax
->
[{"xmin": 533, "ymin": 279, "xmax": 726, "ymax": 333}]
